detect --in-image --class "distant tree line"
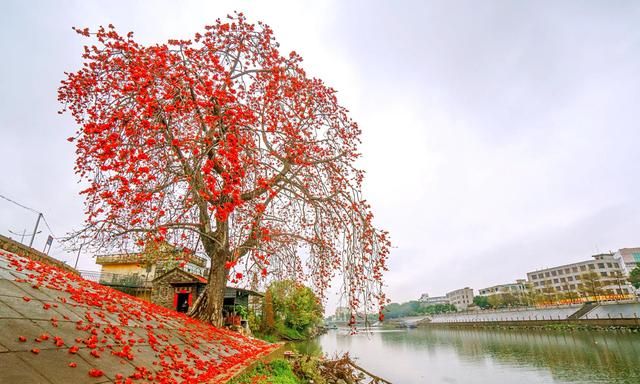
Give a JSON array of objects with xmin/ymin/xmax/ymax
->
[{"xmin": 383, "ymin": 300, "xmax": 457, "ymax": 319}]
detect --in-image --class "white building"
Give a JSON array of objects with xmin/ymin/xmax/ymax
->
[
  {"xmin": 446, "ymin": 287, "xmax": 474, "ymax": 310},
  {"xmin": 527, "ymin": 254, "xmax": 633, "ymax": 299},
  {"xmin": 478, "ymin": 279, "xmax": 527, "ymax": 297},
  {"xmin": 613, "ymin": 247, "xmax": 640, "ymax": 274},
  {"xmin": 419, "ymin": 293, "xmax": 450, "ymax": 306}
]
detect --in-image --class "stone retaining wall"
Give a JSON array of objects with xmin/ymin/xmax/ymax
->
[
  {"xmin": 0, "ymin": 234, "xmax": 78, "ymax": 274},
  {"xmin": 420, "ymin": 318, "xmax": 640, "ymax": 329}
]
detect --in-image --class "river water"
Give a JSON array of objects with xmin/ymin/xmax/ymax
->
[{"xmin": 293, "ymin": 328, "xmax": 640, "ymax": 383}]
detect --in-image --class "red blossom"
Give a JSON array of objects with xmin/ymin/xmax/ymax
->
[
  {"xmin": 58, "ymin": 12, "xmax": 390, "ymax": 323},
  {"xmin": 88, "ymin": 368, "xmax": 104, "ymax": 377}
]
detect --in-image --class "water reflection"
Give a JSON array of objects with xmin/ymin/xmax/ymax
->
[{"xmin": 299, "ymin": 328, "xmax": 640, "ymax": 383}]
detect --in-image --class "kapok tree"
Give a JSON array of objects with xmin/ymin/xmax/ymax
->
[{"xmin": 59, "ymin": 13, "xmax": 390, "ymax": 326}]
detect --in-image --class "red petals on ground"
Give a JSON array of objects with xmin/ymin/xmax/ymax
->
[
  {"xmin": 22, "ymin": 296, "xmax": 31, "ymax": 302},
  {"xmin": 88, "ymin": 368, "xmax": 104, "ymax": 377},
  {"xmin": 2, "ymin": 249, "xmax": 279, "ymax": 383}
]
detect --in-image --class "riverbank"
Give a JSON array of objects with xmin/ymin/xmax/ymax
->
[
  {"xmin": 419, "ymin": 318, "xmax": 640, "ymax": 331},
  {"xmin": 0, "ymin": 249, "xmax": 281, "ymax": 383},
  {"xmin": 229, "ymin": 351, "xmax": 391, "ymax": 384},
  {"xmin": 416, "ymin": 301, "xmax": 640, "ymax": 330}
]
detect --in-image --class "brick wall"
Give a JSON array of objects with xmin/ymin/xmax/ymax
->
[{"xmin": 151, "ymin": 269, "xmax": 202, "ymax": 310}]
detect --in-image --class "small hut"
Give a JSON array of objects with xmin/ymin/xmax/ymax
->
[
  {"xmin": 151, "ymin": 268, "xmax": 207, "ymax": 313},
  {"xmin": 223, "ymin": 287, "xmax": 264, "ymax": 326},
  {"xmin": 151, "ymin": 269, "xmax": 264, "ymax": 325}
]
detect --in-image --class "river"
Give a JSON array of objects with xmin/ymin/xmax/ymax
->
[{"xmin": 293, "ymin": 327, "xmax": 640, "ymax": 383}]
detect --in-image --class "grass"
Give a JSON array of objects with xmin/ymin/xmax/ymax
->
[{"xmin": 229, "ymin": 359, "xmax": 299, "ymax": 384}]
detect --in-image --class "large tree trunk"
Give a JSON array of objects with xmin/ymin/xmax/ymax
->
[
  {"xmin": 188, "ymin": 212, "xmax": 230, "ymax": 326},
  {"xmin": 189, "ymin": 254, "xmax": 228, "ymax": 326}
]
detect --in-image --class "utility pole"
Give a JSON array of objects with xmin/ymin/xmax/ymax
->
[
  {"xmin": 28, "ymin": 213, "xmax": 43, "ymax": 248},
  {"xmin": 74, "ymin": 243, "xmax": 83, "ymax": 270}
]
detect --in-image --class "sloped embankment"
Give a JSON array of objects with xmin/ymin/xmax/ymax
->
[{"xmin": 0, "ymin": 249, "xmax": 279, "ymax": 383}]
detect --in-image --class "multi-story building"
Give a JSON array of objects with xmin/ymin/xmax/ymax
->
[
  {"xmin": 478, "ymin": 279, "xmax": 527, "ymax": 297},
  {"xmin": 446, "ymin": 287, "xmax": 474, "ymax": 310},
  {"xmin": 614, "ymin": 247, "xmax": 640, "ymax": 274},
  {"xmin": 89, "ymin": 241, "xmax": 208, "ymax": 300},
  {"xmin": 419, "ymin": 293, "xmax": 450, "ymax": 306},
  {"xmin": 96, "ymin": 241, "xmax": 207, "ymax": 280},
  {"xmin": 527, "ymin": 253, "xmax": 633, "ymax": 301}
]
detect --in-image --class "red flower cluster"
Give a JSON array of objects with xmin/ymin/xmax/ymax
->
[{"xmin": 58, "ymin": 12, "xmax": 390, "ymax": 324}]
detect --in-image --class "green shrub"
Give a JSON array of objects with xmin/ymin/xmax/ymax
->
[{"xmin": 229, "ymin": 359, "xmax": 299, "ymax": 384}]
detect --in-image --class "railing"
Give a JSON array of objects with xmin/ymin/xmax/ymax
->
[
  {"xmin": 79, "ymin": 270, "xmax": 153, "ymax": 288},
  {"xmin": 95, "ymin": 253, "xmax": 207, "ymax": 268}
]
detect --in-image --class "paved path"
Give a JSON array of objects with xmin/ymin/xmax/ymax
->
[{"xmin": 0, "ymin": 249, "xmax": 278, "ymax": 383}]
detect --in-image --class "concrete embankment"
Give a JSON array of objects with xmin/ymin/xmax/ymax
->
[{"xmin": 420, "ymin": 302, "xmax": 640, "ymax": 329}]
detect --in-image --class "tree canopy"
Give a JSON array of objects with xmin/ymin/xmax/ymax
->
[
  {"xmin": 382, "ymin": 300, "xmax": 456, "ymax": 319},
  {"xmin": 59, "ymin": 13, "xmax": 389, "ymax": 325},
  {"xmin": 629, "ymin": 266, "xmax": 640, "ymax": 289},
  {"xmin": 263, "ymin": 280, "xmax": 323, "ymax": 338}
]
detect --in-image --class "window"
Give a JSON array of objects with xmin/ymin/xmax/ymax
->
[
  {"xmin": 560, "ymin": 277, "xmax": 566, "ymax": 282},
  {"xmin": 588, "ymin": 264, "xmax": 595, "ymax": 270},
  {"xmin": 569, "ymin": 284, "xmax": 576, "ymax": 289},
  {"xmin": 553, "ymin": 278, "xmax": 559, "ymax": 283},
  {"xmin": 572, "ymin": 267, "xmax": 578, "ymax": 272},
  {"xmin": 567, "ymin": 276, "xmax": 573, "ymax": 281},
  {"xmin": 580, "ymin": 265, "xmax": 587, "ymax": 271},
  {"xmin": 600, "ymin": 272, "xmax": 607, "ymax": 277},
  {"xmin": 551, "ymin": 271, "xmax": 557, "ymax": 276},
  {"xmin": 558, "ymin": 270, "xmax": 564, "ymax": 275},
  {"xmin": 597, "ymin": 263, "xmax": 605, "ymax": 269},
  {"xmin": 607, "ymin": 263, "xmax": 613, "ymax": 268},
  {"xmin": 534, "ymin": 282, "xmax": 539, "ymax": 287},
  {"xmin": 545, "ymin": 272, "xmax": 551, "ymax": 277},
  {"xmin": 565, "ymin": 268, "xmax": 571, "ymax": 274}
]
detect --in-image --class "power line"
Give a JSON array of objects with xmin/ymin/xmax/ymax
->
[
  {"xmin": 0, "ymin": 193, "xmax": 40, "ymax": 214},
  {"xmin": 40, "ymin": 214, "xmax": 58, "ymax": 239},
  {"xmin": 0, "ymin": 192, "xmax": 59, "ymax": 239}
]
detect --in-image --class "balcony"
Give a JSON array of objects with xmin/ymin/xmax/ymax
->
[
  {"xmin": 95, "ymin": 252, "xmax": 207, "ymax": 268},
  {"xmin": 80, "ymin": 270, "xmax": 153, "ymax": 288}
]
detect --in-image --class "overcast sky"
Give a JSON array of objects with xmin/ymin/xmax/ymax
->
[{"xmin": 1, "ymin": 1, "xmax": 639, "ymax": 312}]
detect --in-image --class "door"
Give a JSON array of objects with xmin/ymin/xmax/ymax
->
[{"xmin": 176, "ymin": 292, "xmax": 190, "ymax": 313}]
